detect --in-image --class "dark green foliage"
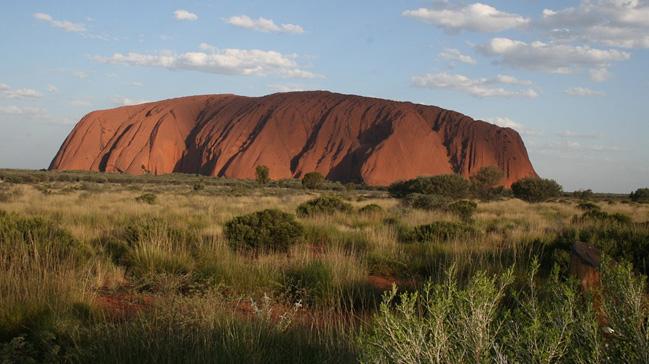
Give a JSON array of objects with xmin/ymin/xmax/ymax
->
[
  {"xmin": 562, "ymin": 218, "xmax": 649, "ymax": 275},
  {"xmin": 388, "ymin": 174, "xmax": 471, "ymax": 199},
  {"xmin": 135, "ymin": 193, "xmax": 157, "ymax": 204},
  {"xmin": 358, "ymin": 204, "xmax": 383, "ymax": 215},
  {"xmin": 296, "ymin": 196, "xmax": 353, "ymax": 217},
  {"xmin": 301, "ymin": 172, "xmax": 325, "ymax": 190},
  {"xmin": 400, "ymin": 221, "xmax": 477, "ymax": 243},
  {"xmin": 511, "ymin": 177, "xmax": 563, "ymax": 203},
  {"xmin": 573, "ymin": 189, "xmax": 594, "ymax": 200},
  {"xmin": 630, "ymin": 188, "xmax": 649, "ymax": 203},
  {"xmin": 192, "ymin": 183, "xmax": 205, "ymax": 191},
  {"xmin": 401, "ymin": 193, "xmax": 452, "ymax": 211},
  {"xmin": 577, "ymin": 201, "xmax": 600, "ymax": 211},
  {"xmin": 255, "ymin": 165, "xmax": 270, "ymax": 185},
  {"xmin": 224, "ymin": 209, "xmax": 303, "ymax": 254},
  {"xmin": 470, "ymin": 166, "xmax": 505, "ymax": 200},
  {"xmin": 447, "ymin": 200, "xmax": 478, "ymax": 222},
  {"xmin": 284, "ymin": 260, "xmax": 333, "ymax": 306},
  {"xmin": 574, "ymin": 210, "xmax": 632, "ymax": 225}
]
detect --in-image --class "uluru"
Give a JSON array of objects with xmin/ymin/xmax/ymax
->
[{"xmin": 49, "ymin": 91, "xmax": 537, "ymax": 186}]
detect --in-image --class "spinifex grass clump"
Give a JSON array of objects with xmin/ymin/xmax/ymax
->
[
  {"xmin": 296, "ymin": 196, "xmax": 353, "ymax": 217},
  {"xmin": 224, "ymin": 209, "xmax": 303, "ymax": 254},
  {"xmin": 358, "ymin": 204, "xmax": 383, "ymax": 215},
  {"xmin": 135, "ymin": 193, "xmax": 157, "ymax": 204},
  {"xmin": 0, "ymin": 210, "xmax": 90, "ymax": 261}
]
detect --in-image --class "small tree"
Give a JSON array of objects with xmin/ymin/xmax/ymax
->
[
  {"xmin": 470, "ymin": 166, "xmax": 505, "ymax": 200},
  {"xmin": 511, "ymin": 177, "xmax": 563, "ymax": 203},
  {"xmin": 302, "ymin": 172, "xmax": 325, "ymax": 190},
  {"xmin": 255, "ymin": 165, "xmax": 270, "ymax": 185},
  {"xmin": 630, "ymin": 188, "xmax": 649, "ymax": 203}
]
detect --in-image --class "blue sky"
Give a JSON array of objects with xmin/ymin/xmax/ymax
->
[{"xmin": 0, "ymin": 0, "xmax": 647, "ymax": 192}]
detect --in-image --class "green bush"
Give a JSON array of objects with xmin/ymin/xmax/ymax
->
[
  {"xmin": 224, "ymin": 209, "xmax": 303, "ymax": 254},
  {"xmin": 358, "ymin": 204, "xmax": 383, "ymax": 215},
  {"xmin": 388, "ymin": 174, "xmax": 471, "ymax": 199},
  {"xmin": 255, "ymin": 165, "xmax": 270, "ymax": 185},
  {"xmin": 573, "ymin": 210, "xmax": 632, "ymax": 225},
  {"xmin": 577, "ymin": 201, "xmax": 600, "ymax": 211},
  {"xmin": 630, "ymin": 188, "xmax": 649, "ymax": 203},
  {"xmin": 401, "ymin": 193, "xmax": 452, "ymax": 211},
  {"xmin": 296, "ymin": 196, "xmax": 353, "ymax": 217},
  {"xmin": 302, "ymin": 172, "xmax": 325, "ymax": 190},
  {"xmin": 573, "ymin": 189, "xmax": 594, "ymax": 200},
  {"xmin": 400, "ymin": 221, "xmax": 477, "ymax": 243},
  {"xmin": 284, "ymin": 260, "xmax": 333, "ymax": 306},
  {"xmin": 511, "ymin": 177, "xmax": 563, "ymax": 203},
  {"xmin": 447, "ymin": 200, "xmax": 477, "ymax": 222},
  {"xmin": 470, "ymin": 166, "xmax": 505, "ymax": 200},
  {"xmin": 135, "ymin": 193, "xmax": 157, "ymax": 204}
]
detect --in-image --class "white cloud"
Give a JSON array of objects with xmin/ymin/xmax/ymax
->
[
  {"xmin": 403, "ymin": 3, "xmax": 529, "ymax": 33},
  {"xmin": 412, "ymin": 72, "xmax": 538, "ymax": 98},
  {"xmin": 226, "ymin": 15, "xmax": 304, "ymax": 33},
  {"xmin": 47, "ymin": 84, "xmax": 58, "ymax": 93},
  {"xmin": 0, "ymin": 83, "xmax": 42, "ymax": 99},
  {"xmin": 33, "ymin": 12, "xmax": 86, "ymax": 32},
  {"xmin": 94, "ymin": 45, "xmax": 320, "ymax": 79},
  {"xmin": 130, "ymin": 81, "xmax": 144, "ymax": 87},
  {"xmin": 485, "ymin": 117, "xmax": 541, "ymax": 136},
  {"xmin": 73, "ymin": 71, "xmax": 89, "ymax": 79},
  {"xmin": 174, "ymin": 10, "xmax": 198, "ymax": 21},
  {"xmin": 565, "ymin": 87, "xmax": 606, "ymax": 96},
  {"xmin": 439, "ymin": 48, "xmax": 476, "ymax": 64},
  {"xmin": 0, "ymin": 105, "xmax": 46, "ymax": 116},
  {"xmin": 589, "ymin": 67, "xmax": 610, "ymax": 82},
  {"xmin": 478, "ymin": 37, "xmax": 630, "ymax": 77},
  {"xmin": 268, "ymin": 84, "xmax": 308, "ymax": 93},
  {"xmin": 540, "ymin": 0, "xmax": 649, "ymax": 49},
  {"xmin": 113, "ymin": 97, "xmax": 151, "ymax": 106},
  {"xmin": 494, "ymin": 74, "xmax": 533, "ymax": 85},
  {"xmin": 556, "ymin": 130, "xmax": 602, "ymax": 138}
]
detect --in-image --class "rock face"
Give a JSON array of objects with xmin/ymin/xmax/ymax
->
[{"xmin": 50, "ymin": 91, "xmax": 537, "ymax": 186}]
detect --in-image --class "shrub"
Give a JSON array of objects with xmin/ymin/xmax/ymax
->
[
  {"xmin": 192, "ymin": 183, "xmax": 205, "ymax": 191},
  {"xmin": 255, "ymin": 165, "xmax": 270, "ymax": 185},
  {"xmin": 400, "ymin": 221, "xmax": 477, "ymax": 243},
  {"xmin": 447, "ymin": 200, "xmax": 477, "ymax": 222},
  {"xmin": 302, "ymin": 172, "xmax": 325, "ymax": 190},
  {"xmin": 284, "ymin": 260, "xmax": 333, "ymax": 306},
  {"xmin": 470, "ymin": 166, "xmax": 505, "ymax": 200},
  {"xmin": 135, "ymin": 193, "xmax": 157, "ymax": 204},
  {"xmin": 296, "ymin": 196, "xmax": 353, "ymax": 217},
  {"xmin": 577, "ymin": 202, "xmax": 600, "ymax": 211},
  {"xmin": 224, "ymin": 209, "xmax": 303, "ymax": 254},
  {"xmin": 358, "ymin": 204, "xmax": 383, "ymax": 215},
  {"xmin": 574, "ymin": 210, "xmax": 632, "ymax": 225},
  {"xmin": 388, "ymin": 174, "xmax": 471, "ymax": 199},
  {"xmin": 573, "ymin": 189, "xmax": 594, "ymax": 200},
  {"xmin": 401, "ymin": 193, "xmax": 452, "ymax": 211},
  {"xmin": 630, "ymin": 188, "xmax": 649, "ymax": 203},
  {"xmin": 511, "ymin": 177, "xmax": 562, "ymax": 203}
]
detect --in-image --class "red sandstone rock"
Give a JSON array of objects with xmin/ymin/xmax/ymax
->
[{"xmin": 49, "ymin": 91, "xmax": 537, "ymax": 186}]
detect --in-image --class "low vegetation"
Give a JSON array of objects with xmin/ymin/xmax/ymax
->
[
  {"xmin": 511, "ymin": 177, "xmax": 563, "ymax": 202},
  {"xmin": 0, "ymin": 169, "xmax": 647, "ymax": 363}
]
